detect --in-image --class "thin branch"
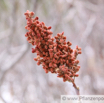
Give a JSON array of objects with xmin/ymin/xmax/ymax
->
[
  {"xmin": 81, "ymin": 15, "xmax": 96, "ymax": 42},
  {"xmin": 0, "ymin": 43, "xmax": 29, "ymax": 102},
  {"xmin": 0, "ymin": 29, "xmax": 11, "ymax": 40},
  {"xmin": 0, "ymin": 94, "xmax": 7, "ymax": 103},
  {"xmin": 0, "ymin": 43, "xmax": 29, "ymax": 87},
  {"xmin": 83, "ymin": 1, "xmax": 99, "ymax": 12}
]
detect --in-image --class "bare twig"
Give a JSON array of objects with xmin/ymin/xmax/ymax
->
[
  {"xmin": 0, "ymin": 29, "xmax": 11, "ymax": 40},
  {"xmin": 0, "ymin": 94, "xmax": 7, "ymax": 103},
  {"xmin": 83, "ymin": 1, "xmax": 99, "ymax": 12},
  {"xmin": 0, "ymin": 43, "xmax": 29, "ymax": 87},
  {"xmin": 81, "ymin": 15, "xmax": 96, "ymax": 42}
]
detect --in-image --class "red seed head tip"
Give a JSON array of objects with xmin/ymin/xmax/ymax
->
[
  {"xmin": 32, "ymin": 48, "xmax": 36, "ymax": 53},
  {"xmin": 75, "ymin": 74, "xmax": 79, "ymax": 77},
  {"xmin": 45, "ymin": 69, "xmax": 48, "ymax": 73},
  {"xmin": 34, "ymin": 58, "xmax": 37, "ymax": 61},
  {"xmin": 76, "ymin": 45, "xmax": 78, "ymax": 49},
  {"xmin": 62, "ymin": 32, "xmax": 64, "ymax": 35},
  {"xmin": 30, "ymin": 12, "xmax": 34, "ymax": 16},
  {"xmin": 42, "ymin": 22, "xmax": 45, "ymax": 25},
  {"xmin": 35, "ymin": 17, "xmax": 39, "ymax": 20},
  {"xmin": 78, "ymin": 51, "xmax": 82, "ymax": 54},
  {"xmin": 27, "ymin": 10, "xmax": 29, "ymax": 12},
  {"xmin": 24, "ymin": 10, "xmax": 29, "ymax": 15},
  {"xmin": 48, "ymin": 26, "xmax": 52, "ymax": 29},
  {"xmin": 25, "ymin": 33, "xmax": 28, "ymax": 37},
  {"xmin": 78, "ymin": 47, "xmax": 81, "ymax": 50},
  {"xmin": 77, "ymin": 66, "xmax": 80, "ymax": 68}
]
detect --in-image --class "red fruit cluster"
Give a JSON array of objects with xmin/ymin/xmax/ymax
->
[{"xmin": 24, "ymin": 10, "xmax": 81, "ymax": 86}]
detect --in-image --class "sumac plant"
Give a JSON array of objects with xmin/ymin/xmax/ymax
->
[{"xmin": 24, "ymin": 10, "xmax": 81, "ymax": 95}]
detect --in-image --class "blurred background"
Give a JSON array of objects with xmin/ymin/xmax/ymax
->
[{"xmin": 0, "ymin": 0, "xmax": 104, "ymax": 103}]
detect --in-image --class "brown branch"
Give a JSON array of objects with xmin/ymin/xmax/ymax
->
[{"xmin": 0, "ymin": 43, "xmax": 29, "ymax": 87}]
